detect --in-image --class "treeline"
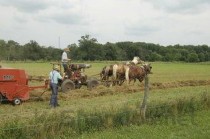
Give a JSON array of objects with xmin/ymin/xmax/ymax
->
[{"xmin": 0, "ymin": 35, "xmax": 210, "ymax": 62}]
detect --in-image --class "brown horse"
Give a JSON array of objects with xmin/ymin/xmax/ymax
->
[
  {"xmin": 100, "ymin": 65, "xmax": 113, "ymax": 81},
  {"xmin": 112, "ymin": 56, "xmax": 143, "ymax": 85},
  {"xmin": 125, "ymin": 63, "xmax": 152, "ymax": 84}
]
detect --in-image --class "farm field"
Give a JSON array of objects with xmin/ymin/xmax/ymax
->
[
  {"xmin": 0, "ymin": 61, "xmax": 210, "ymax": 138},
  {"xmin": 2, "ymin": 61, "xmax": 210, "ymax": 83}
]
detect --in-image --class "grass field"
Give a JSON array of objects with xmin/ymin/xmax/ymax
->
[
  {"xmin": 0, "ymin": 61, "xmax": 210, "ymax": 138},
  {"xmin": 76, "ymin": 109, "xmax": 210, "ymax": 139},
  {"xmin": 2, "ymin": 61, "xmax": 210, "ymax": 82}
]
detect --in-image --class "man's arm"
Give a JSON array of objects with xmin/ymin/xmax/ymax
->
[{"xmin": 57, "ymin": 72, "xmax": 63, "ymax": 80}]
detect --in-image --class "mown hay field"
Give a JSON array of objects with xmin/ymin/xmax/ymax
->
[
  {"xmin": 0, "ymin": 61, "xmax": 210, "ymax": 138},
  {"xmin": 0, "ymin": 61, "xmax": 210, "ymax": 115}
]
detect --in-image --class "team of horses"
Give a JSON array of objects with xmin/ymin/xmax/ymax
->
[{"xmin": 100, "ymin": 56, "xmax": 152, "ymax": 86}]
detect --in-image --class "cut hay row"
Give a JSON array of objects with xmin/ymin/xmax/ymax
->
[{"xmin": 28, "ymin": 79, "xmax": 210, "ymax": 101}]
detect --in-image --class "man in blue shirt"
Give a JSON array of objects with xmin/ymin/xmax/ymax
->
[{"xmin": 49, "ymin": 65, "xmax": 63, "ymax": 108}]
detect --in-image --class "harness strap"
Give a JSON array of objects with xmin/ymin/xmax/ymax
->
[{"xmin": 51, "ymin": 71, "xmax": 55, "ymax": 83}]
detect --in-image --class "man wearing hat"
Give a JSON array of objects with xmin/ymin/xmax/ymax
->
[
  {"xmin": 61, "ymin": 48, "xmax": 71, "ymax": 72},
  {"xmin": 49, "ymin": 65, "xmax": 63, "ymax": 108}
]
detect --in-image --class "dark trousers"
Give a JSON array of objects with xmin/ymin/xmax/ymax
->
[
  {"xmin": 62, "ymin": 63, "xmax": 68, "ymax": 72},
  {"xmin": 50, "ymin": 83, "xmax": 58, "ymax": 108}
]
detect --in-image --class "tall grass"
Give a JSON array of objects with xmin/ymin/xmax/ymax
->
[
  {"xmin": 78, "ymin": 110, "xmax": 210, "ymax": 139},
  {"xmin": 0, "ymin": 91, "xmax": 210, "ymax": 138}
]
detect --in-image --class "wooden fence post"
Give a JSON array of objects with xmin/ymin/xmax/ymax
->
[{"xmin": 140, "ymin": 75, "xmax": 149, "ymax": 121}]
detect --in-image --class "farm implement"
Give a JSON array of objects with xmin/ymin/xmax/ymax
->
[
  {"xmin": 0, "ymin": 68, "xmax": 48, "ymax": 105},
  {"xmin": 51, "ymin": 62, "xmax": 99, "ymax": 93}
]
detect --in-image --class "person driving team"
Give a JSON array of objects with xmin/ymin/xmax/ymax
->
[{"xmin": 61, "ymin": 48, "xmax": 71, "ymax": 72}]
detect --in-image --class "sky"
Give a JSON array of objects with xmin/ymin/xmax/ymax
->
[{"xmin": 0, "ymin": 0, "xmax": 210, "ymax": 48}]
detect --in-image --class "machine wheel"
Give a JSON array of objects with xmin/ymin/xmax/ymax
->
[
  {"xmin": 13, "ymin": 98, "xmax": 21, "ymax": 105},
  {"xmin": 61, "ymin": 79, "xmax": 75, "ymax": 93},
  {"xmin": 87, "ymin": 79, "xmax": 99, "ymax": 90},
  {"xmin": 0, "ymin": 94, "xmax": 3, "ymax": 104}
]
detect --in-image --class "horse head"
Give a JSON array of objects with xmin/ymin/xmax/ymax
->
[{"xmin": 143, "ymin": 63, "xmax": 152, "ymax": 74}]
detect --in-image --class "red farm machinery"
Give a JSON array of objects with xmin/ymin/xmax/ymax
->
[
  {"xmin": 52, "ymin": 63, "xmax": 99, "ymax": 93},
  {"xmin": 0, "ymin": 62, "xmax": 100, "ymax": 105},
  {"xmin": 0, "ymin": 68, "xmax": 48, "ymax": 105}
]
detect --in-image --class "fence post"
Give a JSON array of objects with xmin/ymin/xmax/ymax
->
[{"xmin": 140, "ymin": 75, "xmax": 149, "ymax": 121}]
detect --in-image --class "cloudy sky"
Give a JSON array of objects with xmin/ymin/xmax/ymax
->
[{"xmin": 0, "ymin": 0, "xmax": 210, "ymax": 48}]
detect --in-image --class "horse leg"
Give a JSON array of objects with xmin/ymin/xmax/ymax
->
[
  {"xmin": 133, "ymin": 78, "xmax": 136, "ymax": 85},
  {"xmin": 125, "ymin": 68, "xmax": 130, "ymax": 85},
  {"xmin": 112, "ymin": 65, "xmax": 118, "ymax": 85}
]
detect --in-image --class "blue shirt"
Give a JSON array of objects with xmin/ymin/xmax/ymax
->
[{"xmin": 49, "ymin": 70, "xmax": 62, "ymax": 84}]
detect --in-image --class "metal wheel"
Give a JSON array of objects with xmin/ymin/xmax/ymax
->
[
  {"xmin": 87, "ymin": 79, "xmax": 99, "ymax": 90},
  {"xmin": 13, "ymin": 98, "xmax": 21, "ymax": 105},
  {"xmin": 61, "ymin": 79, "xmax": 75, "ymax": 93}
]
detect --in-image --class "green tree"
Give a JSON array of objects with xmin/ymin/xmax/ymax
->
[
  {"xmin": 0, "ymin": 40, "xmax": 6, "ymax": 60},
  {"xmin": 187, "ymin": 52, "xmax": 199, "ymax": 62},
  {"xmin": 67, "ymin": 43, "xmax": 78, "ymax": 60},
  {"xmin": 7, "ymin": 40, "xmax": 21, "ymax": 60},
  {"xmin": 150, "ymin": 52, "xmax": 162, "ymax": 61},
  {"xmin": 103, "ymin": 42, "xmax": 117, "ymax": 60},
  {"xmin": 179, "ymin": 49, "xmax": 189, "ymax": 62},
  {"xmin": 78, "ymin": 35, "xmax": 103, "ymax": 60},
  {"xmin": 198, "ymin": 53, "xmax": 205, "ymax": 62},
  {"xmin": 23, "ymin": 40, "xmax": 42, "ymax": 60}
]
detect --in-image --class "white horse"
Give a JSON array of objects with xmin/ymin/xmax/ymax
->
[{"xmin": 121, "ymin": 56, "xmax": 142, "ymax": 65}]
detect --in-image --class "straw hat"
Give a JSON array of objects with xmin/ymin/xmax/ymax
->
[
  {"xmin": 54, "ymin": 65, "xmax": 60, "ymax": 70},
  {"xmin": 64, "ymin": 48, "xmax": 70, "ymax": 52}
]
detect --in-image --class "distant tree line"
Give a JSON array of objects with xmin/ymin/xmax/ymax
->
[{"xmin": 0, "ymin": 35, "xmax": 210, "ymax": 62}]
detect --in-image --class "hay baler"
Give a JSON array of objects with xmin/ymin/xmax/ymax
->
[{"xmin": 0, "ymin": 68, "xmax": 48, "ymax": 105}]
